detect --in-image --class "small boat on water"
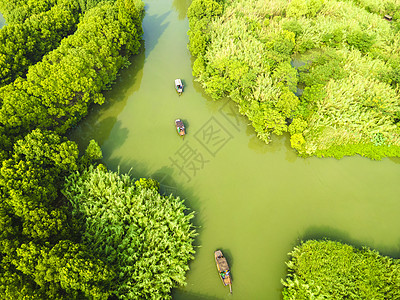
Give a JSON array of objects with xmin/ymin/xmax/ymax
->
[
  {"xmin": 175, "ymin": 79, "xmax": 184, "ymax": 95},
  {"xmin": 214, "ymin": 250, "xmax": 232, "ymax": 293},
  {"xmin": 175, "ymin": 119, "xmax": 185, "ymax": 136}
]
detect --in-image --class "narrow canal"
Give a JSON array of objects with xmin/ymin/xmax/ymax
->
[{"xmin": 68, "ymin": 0, "xmax": 400, "ymax": 298}]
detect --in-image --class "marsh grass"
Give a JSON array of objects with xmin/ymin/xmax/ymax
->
[{"xmin": 188, "ymin": 0, "xmax": 400, "ymax": 158}]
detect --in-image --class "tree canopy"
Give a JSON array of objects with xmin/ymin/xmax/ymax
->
[
  {"xmin": 0, "ymin": 0, "xmax": 144, "ymax": 140},
  {"xmin": 282, "ymin": 240, "xmax": 400, "ymax": 299},
  {"xmin": 0, "ymin": 0, "xmax": 197, "ymax": 298},
  {"xmin": 188, "ymin": 0, "xmax": 400, "ymax": 159},
  {"xmin": 63, "ymin": 166, "xmax": 197, "ymax": 299}
]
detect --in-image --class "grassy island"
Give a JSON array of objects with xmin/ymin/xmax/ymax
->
[
  {"xmin": 188, "ymin": 0, "xmax": 400, "ymax": 159},
  {"xmin": 282, "ymin": 240, "xmax": 400, "ymax": 299}
]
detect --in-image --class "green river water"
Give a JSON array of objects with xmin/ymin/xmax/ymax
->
[
  {"xmin": 67, "ymin": 1, "xmax": 400, "ymax": 299},
  {"xmin": 0, "ymin": 11, "xmax": 4, "ymax": 27}
]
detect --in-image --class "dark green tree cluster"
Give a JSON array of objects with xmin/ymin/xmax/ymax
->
[
  {"xmin": 282, "ymin": 240, "xmax": 400, "ymax": 299},
  {"xmin": 0, "ymin": 130, "xmax": 114, "ymax": 299},
  {"xmin": 0, "ymin": 0, "xmax": 81, "ymax": 87},
  {"xmin": 188, "ymin": 0, "xmax": 400, "ymax": 159},
  {"xmin": 63, "ymin": 166, "xmax": 197, "ymax": 299},
  {"xmin": 0, "ymin": 0, "xmax": 58, "ymax": 24},
  {"xmin": 0, "ymin": 0, "xmax": 144, "ymax": 140},
  {"xmin": 188, "ymin": 0, "xmax": 300, "ymax": 144},
  {"xmin": 0, "ymin": 0, "xmax": 166, "ymax": 298}
]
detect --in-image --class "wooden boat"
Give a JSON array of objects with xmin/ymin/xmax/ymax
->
[
  {"xmin": 175, "ymin": 79, "xmax": 184, "ymax": 95},
  {"xmin": 214, "ymin": 250, "xmax": 232, "ymax": 293},
  {"xmin": 175, "ymin": 119, "xmax": 185, "ymax": 136}
]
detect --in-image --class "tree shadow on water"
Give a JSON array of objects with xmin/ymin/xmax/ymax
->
[
  {"xmin": 67, "ymin": 43, "xmax": 145, "ymax": 150},
  {"xmin": 102, "ymin": 161, "xmax": 206, "ymax": 247},
  {"xmin": 172, "ymin": 0, "xmax": 192, "ymax": 20},
  {"xmin": 143, "ymin": 7, "xmax": 170, "ymax": 57},
  {"xmin": 298, "ymin": 225, "xmax": 400, "ymax": 258}
]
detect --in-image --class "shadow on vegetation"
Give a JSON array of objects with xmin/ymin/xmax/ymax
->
[
  {"xmin": 172, "ymin": 0, "xmax": 191, "ymax": 20},
  {"xmin": 298, "ymin": 225, "xmax": 400, "ymax": 259},
  {"xmin": 388, "ymin": 157, "xmax": 400, "ymax": 164},
  {"xmin": 103, "ymin": 156, "xmax": 205, "ymax": 248},
  {"xmin": 66, "ymin": 43, "xmax": 146, "ymax": 151},
  {"xmin": 143, "ymin": 6, "xmax": 170, "ymax": 57}
]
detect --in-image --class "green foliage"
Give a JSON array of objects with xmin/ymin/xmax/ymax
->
[
  {"xmin": 13, "ymin": 240, "xmax": 115, "ymax": 299},
  {"xmin": 63, "ymin": 166, "xmax": 197, "ymax": 299},
  {"xmin": 0, "ymin": 0, "xmax": 145, "ymax": 139},
  {"xmin": 272, "ymin": 30, "xmax": 296, "ymax": 55},
  {"xmin": 299, "ymin": 50, "xmax": 346, "ymax": 86},
  {"xmin": 188, "ymin": 0, "xmax": 297, "ymax": 143},
  {"xmin": 135, "ymin": 177, "xmax": 160, "ymax": 191},
  {"xmin": 282, "ymin": 19, "xmax": 303, "ymax": 37},
  {"xmin": 0, "ymin": 1, "xmax": 148, "ymax": 298},
  {"xmin": 188, "ymin": 0, "xmax": 400, "ymax": 158},
  {"xmin": 282, "ymin": 240, "xmax": 400, "ymax": 299},
  {"xmin": 187, "ymin": 0, "xmax": 223, "ymax": 21},
  {"xmin": 286, "ymin": 0, "xmax": 325, "ymax": 18},
  {"xmin": 290, "ymin": 133, "xmax": 306, "ymax": 151},
  {"xmin": 321, "ymin": 27, "xmax": 344, "ymax": 47},
  {"xmin": 0, "ymin": 0, "xmax": 81, "ymax": 87},
  {"xmin": 272, "ymin": 62, "xmax": 298, "ymax": 92},
  {"xmin": 0, "ymin": 0, "xmax": 57, "ymax": 24},
  {"xmin": 276, "ymin": 90, "xmax": 300, "ymax": 118},
  {"xmin": 314, "ymin": 142, "xmax": 400, "ymax": 160},
  {"xmin": 79, "ymin": 139, "xmax": 103, "ymax": 170},
  {"xmin": 288, "ymin": 117, "xmax": 307, "ymax": 135},
  {"xmin": 346, "ymin": 30, "xmax": 375, "ymax": 53},
  {"xmin": 0, "ymin": 130, "xmax": 78, "ymax": 215}
]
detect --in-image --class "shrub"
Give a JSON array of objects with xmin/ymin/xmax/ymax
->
[{"xmin": 282, "ymin": 240, "xmax": 400, "ymax": 299}]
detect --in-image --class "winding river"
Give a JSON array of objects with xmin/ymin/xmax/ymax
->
[{"xmin": 67, "ymin": 1, "xmax": 400, "ymax": 299}]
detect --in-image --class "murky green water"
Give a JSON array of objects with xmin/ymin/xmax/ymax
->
[
  {"xmin": 68, "ymin": 1, "xmax": 400, "ymax": 299},
  {"xmin": 0, "ymin": 12, "xmax": 5, "ymax": 28}
]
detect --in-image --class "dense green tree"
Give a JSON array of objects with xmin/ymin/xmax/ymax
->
[
  {"xmin": 282, "ymin": 240, "xmax": 400, "ymax": 299},
  {"xmin": 0, "ymin": 0, "xmax": 57, "ymax": 24},
  {"xmin": 0, "ymin": 0, "xmax": 81, "ymax": 86},
  {"xmin": 0, "ymin": 0, "xmax": 144, "ymax": 139},
  {"xmin": 12, "ymin": 240, "xmax": 115, "ymax": 299},
  {"xmin": 63, "ymin": 166, "xmax": 197, "ymax": 299},
  {"xmin": 0, "ymin": 263, "xmax": 46, "ymax": 299},
  {"xmin": 0, "ymin": 0, "xmax": 149, "ymax": 298},
  {"xmin": 0, "ymin": 130, "xmax": 113, "ymax": 298},
  {"xmin": 188, "ymin": 0, "xmax": 400, "ymax": 159}
]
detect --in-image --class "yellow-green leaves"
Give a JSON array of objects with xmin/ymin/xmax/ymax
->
[
  {"xmin": 63, "ymin": 166, "xmax": 196, "ymax": 299},
  {"xmin": 282, "ymin": 240, "xmax": 400, "ymax": 299}
]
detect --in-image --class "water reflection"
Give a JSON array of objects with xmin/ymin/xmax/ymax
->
[
  {"xmin": 172, "ymin": 0, "xmax": 192, "ymax": 20},
  {"xmin": 67, "ymin": 43, "xmax": 146, "ymax": 151},
  {"xmin": 0, "ymin": 12, "xmax": 5, "ymax": 28},
  {"xmin": 300, "ymin": 225, "xmax": 400, "ymax": 259},
  {"xmin": 143, "ymin": 8, "xmax": 171, "ymax": 56}
]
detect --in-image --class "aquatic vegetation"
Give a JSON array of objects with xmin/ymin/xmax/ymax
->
[
  {"xmin": 282, "ymin": 240, "xmax": 400, "ymax": 299},
  {"xmin": 188, "ymin": 0, "xmax": 400, "ymax": 159},
  {"xmin": 63, "ymin": 166, "xmax": 197, "ymax": 299}
]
